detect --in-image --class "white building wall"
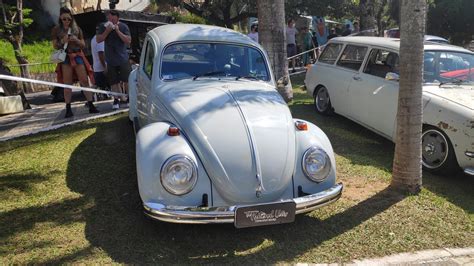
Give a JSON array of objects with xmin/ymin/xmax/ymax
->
[{"xmin": 41, "ymin": 0, "xmax": 150, "ymax": 23}]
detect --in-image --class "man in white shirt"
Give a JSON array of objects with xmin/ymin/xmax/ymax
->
[
  {"xmin": 91, "ymin": 27, "xmax": 108, "ymax": 100},
  {"xmin": 286, "ymin": 19, "xmax": 298, "ymax": 72},
  {"xmin": 248, "ymin": 24, "xmax": 258, "ymax": 43}
]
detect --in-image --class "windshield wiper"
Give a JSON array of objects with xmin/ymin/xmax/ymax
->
[
  {"xmin": 235, "ymin": 75, "xmax": 259, "ymax": 81},
  {"xmin": 193, "ymin": 71, "xmax": 226, "ymax": 80},
  {"xmin": 439, "ymin": 78, "xmax": 467, "ymax": 87}
]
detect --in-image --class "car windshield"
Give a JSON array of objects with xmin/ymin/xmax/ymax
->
[
  {"xmin": 161, "ymin": 42, "xmax": 270, "ymax": 81},
  {"xmin": 423, "ymin": 50, "xmax": 474, "ymax": 85}
]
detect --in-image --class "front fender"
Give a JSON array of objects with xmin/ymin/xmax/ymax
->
[
  {"xmin": 136, "ymin": 122, "xmax": 212, "ymax": 206},
  {"xmin": 293, "ymin": 119, "xmax": 337, "ymax": 196}
]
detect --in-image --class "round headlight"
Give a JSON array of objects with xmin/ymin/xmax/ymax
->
[
  {"xmin": 302, "ymin": 147, "xmax": 331, "ymax": 182},
  {"xmin": 160, "ymin": 155, "xmax": 198, "ymax": 195}
]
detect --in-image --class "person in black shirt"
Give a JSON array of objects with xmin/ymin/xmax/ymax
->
[
  {"xmin": 328, "ymin": 28, "xmax": 339, "ymax": 40},
  {"xmin": 342, "ymin": 24, "xmax": 352, "ymax": 36}
]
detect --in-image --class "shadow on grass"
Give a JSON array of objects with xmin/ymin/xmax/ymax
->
[
  {"xmin": 423, "ymin": 172, "xmax": 474, "ymax": 215},
  {"xmin": 53, "ymin": 116, "xmax": 405, "ymax": 263},
  {"xmin": 0, "ymin": 197, "xmax": 89, "ymax": 240},
  {"xmin": 0, "ymin": 173, "xmax": 51, "ymax": 194}
]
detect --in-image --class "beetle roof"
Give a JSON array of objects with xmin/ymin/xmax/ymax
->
[
  {"xmin": 330, "ymin": 36, "xmax": 474, "ymax": 54},
  {"xmin": 149, "ymin": 24, "xmax": 256, "ymax": 46}
]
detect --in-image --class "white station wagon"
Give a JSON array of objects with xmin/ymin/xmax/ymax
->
[
  {"xmin": 305, "ymin": 37, "xmax": 474, "ymax": 176},
  {"xmin": 128, "ymin": 24, "xmax": 342, "ymax": 228}
]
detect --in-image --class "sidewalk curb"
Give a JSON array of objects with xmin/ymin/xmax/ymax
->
[
  {"xmin": 296, "ymin": 247, "xmax": 474, "ymax": 266},
  {"xmin": 350, "ymin": 247, "xmax": 474, "ymax": 265}
]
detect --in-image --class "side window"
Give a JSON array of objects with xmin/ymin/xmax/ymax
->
[
  {"xmin": 363, "ymin": 49, "xmax": 399, "ymax": 78},
  {"xmin": 319, "ymin": 43, "xmax": 343, "ymax": 64},
  {"xmin": 143, "ymin": 41, "xmax": 154, "ymax": 79},
  {"xmin": 336, "ymin": 45, "xmax": 368, "ymax": 71}
]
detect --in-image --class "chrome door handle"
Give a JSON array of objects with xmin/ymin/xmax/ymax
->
[{"xmin": 353, "ymin": 76, "xmax": 361, "ymax": 81}]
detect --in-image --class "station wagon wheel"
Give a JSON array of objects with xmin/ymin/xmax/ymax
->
[
  {"xmin": 421, "ymin": 126, "xmax": 458, "ymax": 174},
  {"xmin": 314, "ymin": 86, "xmax": 333, "ymax": 115}
]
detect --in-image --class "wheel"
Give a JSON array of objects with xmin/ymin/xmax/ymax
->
[
  {"xmin": 313, "ymin": 86, "xmax": 333, "ymax": 115},
  {"xmin": 422, "ymin": 126, "xmax": 459, "ymax": 174}
]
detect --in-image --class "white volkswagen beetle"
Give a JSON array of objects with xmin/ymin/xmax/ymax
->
[
  {"xmin": 128, "ymin": 24, "xmax": 342, "ymax": 228},
  {"xmin": 305, "ymin": 37, "xmax": 474, "ymax": 176}
]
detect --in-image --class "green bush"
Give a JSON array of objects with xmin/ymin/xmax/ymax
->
[{"xmin": 169, "ymin": 11, "xmax": 208, "ymax": 25}]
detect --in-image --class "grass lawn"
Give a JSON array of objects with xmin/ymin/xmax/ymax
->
[
  {"xmin": 0, "ymin": 40, "xmax": 55, "ymax": 74},
  {"xmin": 1, "ymin": 75, "xmax": 473, "ymax": 263},
  {"xmin": 0, "ymin": 40, "xmax": 53, "ymax": 65}
]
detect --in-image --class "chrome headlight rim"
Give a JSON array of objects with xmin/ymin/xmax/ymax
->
[
  {"xmin": 160, "ymin": 155, "xmax": 198, "ymax": 196},
  {"xmin": 302, "ymin": 146, "xmax": 331, "ymax": 183}
]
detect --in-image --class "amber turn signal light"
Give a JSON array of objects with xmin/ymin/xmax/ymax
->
[
  {"xmin": 295, "ymin": 121, "xmax": 308, "ymax": 131},
  {"xmin": 167, "ymin": 126, "xmax": 180, "ymax": 136}
]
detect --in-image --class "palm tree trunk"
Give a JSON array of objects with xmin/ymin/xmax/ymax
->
[
  {"xmin": 391, "ymin": 0, "xmax": 426, "ymax": 193},
  {"xmin": 256, "ymin": 0, "xmax": 293, "ymax": 102}
]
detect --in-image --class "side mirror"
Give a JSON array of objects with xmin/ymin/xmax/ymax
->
[{"xmin": 385, "ymin": 72, "xmax": 399, "ymax": 81}]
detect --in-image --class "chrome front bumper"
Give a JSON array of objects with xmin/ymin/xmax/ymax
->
[{"xmin": 143, "ymin": 183, "xmax": 343, "ymax": 224}]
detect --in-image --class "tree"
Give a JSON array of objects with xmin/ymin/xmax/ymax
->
[
  {"xmin": 284, "ymin": 0, "xmax": 355, "ymax": 19},
  {"xmin": 427, "ymin": 0, "xmax": 474, "ymax": 45},
  {"xmin": 0, "ymin": 0, "xmax": 33, "ymax": 93},
  {"xmin": 153, "ymin": 0, "xmax": 257, "ymax": 28},
  {"xmin": 359, "ymin": 0, "xmax": 377, "ymax": 31},
  {"xmin": 391, "ymin": 0, "xmax": 426, "ymax": 193},
  {"xmin": 257, "ymin": 0, "xmax": 292, "ymax": 102}
]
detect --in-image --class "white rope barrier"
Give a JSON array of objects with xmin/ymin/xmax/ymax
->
[
  {"xmin": 289, "ymin": 70, "xmax": 307, "ymax": 76},
  {"xmin": 287, "ymin": 44, "xmax": 327, "ymax": 60},
  {"xmin": 0, "ymin": 74, "xmax": 127, "ymax": 97}
]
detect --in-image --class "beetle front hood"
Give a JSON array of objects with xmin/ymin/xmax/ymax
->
[{"xmin": 161, "ymin": 80, "xmax": 296, "ymax": 204}]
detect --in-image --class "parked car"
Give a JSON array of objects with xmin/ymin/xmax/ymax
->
[
  {"xmin": 305, "ymin": 36, "xmax": 474, "ymax": 176},
  {"xmin": 425, "ymin": 35, "xmax": 449, "ymax": 44},
  {"xmin": 128, "ymin": 24, "xmax": 343, "ymax": 228},
  {"xmin": 385, "ymin": 28, "xmax": 449, "ymax": 44}
]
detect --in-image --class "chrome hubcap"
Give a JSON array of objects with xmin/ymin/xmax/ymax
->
[
  {"xmin": 316, "ymin": 88, "xmax": 329, "ymax": 112},
  {"xmin": 422, "ymin": 129, "xmax": 449, "ymax": 169},
  {"xmin": 424, "ymin": 144, "xmax": 435, "ymax": 155}
]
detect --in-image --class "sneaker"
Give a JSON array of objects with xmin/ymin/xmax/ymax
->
[
  {"xmin": 112, "ymin": 99, "xmax": 120, "ymax": 110},
  {"xmin": 89, "ymin": 103, "xmax": 100, "ymax": 114}
]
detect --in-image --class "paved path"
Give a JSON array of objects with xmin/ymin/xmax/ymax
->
[
  {"xmin": 0, "ymin": 91, "xmax": 128, "ymax": 141},
  {"xmin": 297, "ymin": 248, "xmax": 474, "ymax": 265}
]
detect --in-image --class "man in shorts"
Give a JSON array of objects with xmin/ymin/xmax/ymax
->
[
  {"xmin": 97, "ymin": 10, "xmax": 131, "ymax": 109},
  {"xmin": 286, "ymin": 19, "xmax": 298, "ymax": 72}
]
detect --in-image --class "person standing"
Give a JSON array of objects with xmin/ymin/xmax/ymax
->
[
  {"xmin": 51, "ymin": 7, "xmax": 99, "ymax": 118},
  {"xmin": 96, "ymin": 10, "xmax": 131, "ymax": 109},
  {"xmin": 302, "ymin": 26, "xmax": 314, "ymax": 66},
  {"xmin": 342, "ymin": 24, "xmax": 352, "ymax": 36},
  {"xmin": 91, "ymin": 26, "xmax": 108, "ymax": 100},
  {"xmin": 328, "ymin": 28, "xmax": 339, "ymax": 40},
  {"xmin": 353, "ymin": 21, "xmax": 360, "ymax": 34},
  {"xmin": 286, "ymin": 19, "xmax": 298, "ymax": 72},
  {"xmin": 248, "ymin": 24, "xmax": 259, "ymax": 43}
]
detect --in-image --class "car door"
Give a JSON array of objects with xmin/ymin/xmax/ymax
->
[
  {"xmin": 335, "ymin": 44, "xmax": 369, "ymax": 122},
  {"xmin": 136, "ymin": 37, "xmax": 156, "ymax": 127},
  {"xmin": 310, "ymin": 42, "xmax": 352, "ymax": 115},
  {"xmin": 358, "ymin": 48, "xmax": 399, "ymax": 139}
]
